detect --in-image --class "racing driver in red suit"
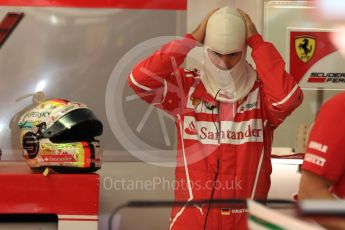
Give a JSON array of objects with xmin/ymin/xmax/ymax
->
[{"xmin": 128, "ymin": 7, "xmax": 303, "ymax": 230}]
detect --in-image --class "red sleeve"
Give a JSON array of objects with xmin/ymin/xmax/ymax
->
[
  {"xmin": 302, "ymin": 93, "xmax": 345, "ymax": 182},
  {"xmin": 248, "ymin": 34, "xmax": 303, "ymax": 128},
  {"xmin": 128, "ymin": 34, "xmax": 196, "ymax": 116}
]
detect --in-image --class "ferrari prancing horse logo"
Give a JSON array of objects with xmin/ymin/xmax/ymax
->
[{"xmin": 295, "ymin": 36, "xmax": 316, "ymax": 63}]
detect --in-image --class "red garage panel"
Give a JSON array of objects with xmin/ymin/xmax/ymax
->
[
  {"xmin": 0, "ymin": 0, "xmax": 187, "ymax": 10},
  {"xmin": 0, "ymin": 164, "xmax": 99, "ymax": 215},
  {"xmin": 0, "ymin": 12, "xmax": 24, "ymax": 48}
]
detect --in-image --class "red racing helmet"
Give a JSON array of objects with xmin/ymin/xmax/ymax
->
[{"xmin": 18, "ymin": 98, "xmax": 103, "ymax": 173}]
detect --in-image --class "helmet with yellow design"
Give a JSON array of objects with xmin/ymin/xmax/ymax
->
[{"xmin": 18, "ymin": 98, "xmax": 103, "ymax": 173}]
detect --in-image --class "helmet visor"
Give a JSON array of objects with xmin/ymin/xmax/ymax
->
[{"xmin": 41, "ymin": 109, "xmax": 103, "ymax": 142}]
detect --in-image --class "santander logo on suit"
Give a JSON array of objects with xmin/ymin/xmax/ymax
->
[{"xmin": 183, "ymin": 116, "xmax": 263, "ymax": 145}]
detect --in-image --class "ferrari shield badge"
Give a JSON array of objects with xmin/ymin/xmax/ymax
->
[{"xmin": 295, "ymin": 36, "xmax": 316, "ymax": 63}]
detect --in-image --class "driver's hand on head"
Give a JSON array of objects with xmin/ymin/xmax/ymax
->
[
  {"xmin": 237, "ymin": 9, "xmax": 259, "ymax": 39},
  {"xmin": 191, "ymin": 8, "xmax": 219, "ymax": 44}
]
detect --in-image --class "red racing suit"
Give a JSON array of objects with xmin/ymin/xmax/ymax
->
[{"xmin": 128, "ymin": 34, "xmax": 303, "ymax": 230}]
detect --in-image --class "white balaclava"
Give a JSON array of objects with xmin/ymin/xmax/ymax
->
[{"xmin": 201, "ymin": 6, "xmax": 256, "ymax": 103}]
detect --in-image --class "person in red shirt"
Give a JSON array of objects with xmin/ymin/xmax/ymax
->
[
  {"xmin": 299, "ymin": 92, "xmax": 345, "ymax": 229},
  {"xmin": 300, "ymin": 92, "xmax": 345, "ymax": 199},
  {"xmin": 129, "ymin": 7, "xmax": 303, "ymax": 230}
]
